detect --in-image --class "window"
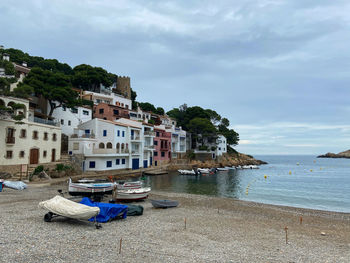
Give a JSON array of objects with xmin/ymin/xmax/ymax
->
[
  {"xmin": 33, "ymin": 131, "xmax": 38, "ymax": 139},
  {"xmin": 52, "ymin": 133, "xmax": 57, "ymax": 141},
  {"xmin": 161, "ymin": 152, "xmax": 165, "ymax": 157},
  {"xmin": 117, "ymin": 130, "xmax": 120, "ymax": 137},
  {"xmin": 20, "ymin": 129, "xmax": 26, "ymax": 138},
  {"xmin": 68, "ymin": 120, "xmax": 71, "ymax": 126},
  {"xmin": 113, "ymin": 109, "xmax": 119, "ymax": 115},
  {"xmin": 106, "ymin": 142, "xmax": 112, "ymax": 148},
  {"xmin": 122, "ymin": 159, "xmax": 126, "ymax": 164},
  {"xmin": 154, "ymin": 151, "xmax": 158, "ymax": 156},
  {"xmin": 99, "ymin": 143, "xmax": 105, "ymax": 149},
  {"xmin": 73, "ymin": 142, "xmax": 79, "ymax": 150},
  {"xmin": 154, "ymin": 141, "xmax": 158, "ymax": 146},
  {"xmin": 156, "ymin": 132, "xmax": 159, "ymax": 137},
  {"xmin": 44, "ymin": 132, "xmax": 48, "ymax": 140},
  {"xmin": 106, "ymin": 161, "xmax": 112, "ymax": 168},
  {"xmin": 43, "ymin": 150, "xmax": 47, "ymax": 157},
  {"xmin": 125, "ymin": 105, "xmax": 128, "ymax": 109},
  {"xmin": 122, "ymin": 131, "xmax": 125, "ymax": 137},
  {"xmin": 219, "ymin": 147, "xmax": 221, "ymax": 150},
  {"xmin": 19, "ymin": 151, "xmax": 25, "ymax": 158},
  {"xmin": 71, "ymin": 108, "xmax": 78, "ymax": 114},
  {"xmin": 85, "ymin": 129, "xmax": 90, "ymax": 134},
  {"xmin": 6, "ymin": 151, "xmax": 13, "ymax": 159},
  {"xmin": 83, "ymin": 110, "xmax": 89, "ymax": 115},
  {"xmin": 89, "ymin": 161, "xmax": 96, "ymax": 168},
  {"xmin": 61, "ymin": 119, "xmax": 64, "ymax": 125},
  {"xmin": 103, "ymin": 130, "xmax": 107, "ymax": 136},
  {"xmin": 116, "ymin": 159, "xmax": 120, "ymax": 165},
  {"xmin": 99, "ymin": 108, "xmax": 104, "ymax": 114}
]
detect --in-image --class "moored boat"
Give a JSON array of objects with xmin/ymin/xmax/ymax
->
[
  {"xmin": 115, "ymin": 180, "xmax": 143, "ymax": 190},
  {"xmin": 216, "ymin": 167, "xmax": 229, "ymax": 171},
  {"xmin": 178, "ymin": 169, "xmax": 197, "ymax": 175}
]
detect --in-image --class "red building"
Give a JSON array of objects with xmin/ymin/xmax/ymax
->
[
  {"xmin": 153, "ymin": 128, "xmax": 171, "ymax": 166},
  {"xmin": 93, "ymin": 103, "xmax": 129, "ymax": 121}
]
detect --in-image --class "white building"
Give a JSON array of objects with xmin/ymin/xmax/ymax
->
[
  {"xmin": 193, "ymin": 134, "xmax": 227, "ymax": 159},
  {"xmin": 129, "ymin": 106, "xmax": 151, "ymax": 122},
  {"xmin": 216, "ymin": 135, "xmax": 227, "ymax": 156},
  {"xmin": 50, "ymin": 105, "xmax": 92, "ymax": 136},
  {"xmin": 82, "ymin": 90, "xmax": 132, "ymax": 110},
  {"xmin": 0, "ymin": 96, "xmax": 61, "ymax": 166},
  {"xmin": 68, "ymin": 118, "xmax": 154, "ymax": 171}
]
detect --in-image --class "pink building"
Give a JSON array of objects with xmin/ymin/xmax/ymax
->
[{"xmin": 153, "ymin": 128, "xmax": 171, "ymax": 166}]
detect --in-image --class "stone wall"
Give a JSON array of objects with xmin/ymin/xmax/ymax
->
[{"xmin": 114, "ymin": 76, "xmax": 131, "ymax": 99}]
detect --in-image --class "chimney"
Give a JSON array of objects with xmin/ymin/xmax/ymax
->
[
  {"xmin": 22, "ymin": 61, "xmax": 27, "ymax": 67},
  {"xmin": 2, "ymin": 53, "xmax": 9, "ymax": 61}
]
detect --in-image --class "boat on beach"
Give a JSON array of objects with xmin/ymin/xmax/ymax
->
[
  {"xmin": 115, "ymin": 180, "xmax": 143, "ymax": 190},
  {"xmin": 116, "ymin": 187, "xmax": 151, "ymax": 201},
  {"xmin": 150, "ymin": 199, "xmax": 179, "ymax": 208},
  {"xmin": 68, "ymin": 178, "xmax": 114, "ymax": 197}
]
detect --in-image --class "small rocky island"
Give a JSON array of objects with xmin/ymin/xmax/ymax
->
[{"xmin": 317, "ymin": 150, "xmax": 350, "ymax": 159}]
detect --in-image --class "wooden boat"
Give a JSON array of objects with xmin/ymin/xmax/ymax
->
[
  {"xmin": 116, "ymin": 187, "xmax": 151, "ymax": 201},
  {"xmin": 68, "ymin": 178, "xmax": 114, "ymax": 197},
  {"xmin": 115, "ymin": 180, "xmax": 143, "ymax": 190},
  {"xmin": 150, "ymin": 199, "xmax": 179, "ymax": 208}
]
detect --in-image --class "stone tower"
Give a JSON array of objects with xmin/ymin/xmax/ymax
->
[{"xmin": 113, "ymin": 76, "xmax": 131, "ymax": 99}]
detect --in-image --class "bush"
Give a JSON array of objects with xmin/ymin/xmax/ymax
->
[
  {"xmin": 55, "ymin": 163, "xmax": 71, "ymax": 172},
  {"xmin": 211, "ymin": 146, "xmax": 216, "ymax": 151},
  {"xmin": 186, "ymin": 150, "xmax": 196, "ymax": 160},
  {"xmin": 198, "ymin": 145, "xmax": 208, "ymax": 151},
  {"xmin": 33, "ymin": 165, "xmax": 44, "ymax": 175}
]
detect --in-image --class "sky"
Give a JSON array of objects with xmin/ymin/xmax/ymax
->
[{"xmin": 1, "ymin": 0, "xmax": 350, "ymax": 155}]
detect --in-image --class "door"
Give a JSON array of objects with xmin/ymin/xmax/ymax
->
[
  {"xmin": 30, "ymin": 148, "xmax": 39, "ymax": 164},
  {"xmin": 51, "ymin": 149, "xmax": 56, "ymax": 162},
  {"xmin": 132, "ymin": 158, "xmax": 139, "ymax": 170},
  {"xmin": 143, "ymin": 160, "xmax": 148, "ymax": 168}
]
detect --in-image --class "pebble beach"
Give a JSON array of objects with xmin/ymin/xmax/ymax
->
[{"xmin": 0, "ymin": 184, "xmax": 349, "ymax": 263}]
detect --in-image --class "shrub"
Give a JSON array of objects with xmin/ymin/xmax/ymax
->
[{"xmin": 33, "ymin": 165, "xmax": 44, "ymax": 175}]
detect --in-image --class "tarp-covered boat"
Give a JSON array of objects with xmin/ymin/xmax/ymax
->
[
  {"xmin": 80, "ymin": 197, "xmax": 128, "ymax": 223},
  {"xmin": 39, "ymin": 195, "xmax": 100, "ymax": 220}
]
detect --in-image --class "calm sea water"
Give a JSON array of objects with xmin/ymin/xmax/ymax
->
[{"xmin": 144, "ymin": 155, "xmax": 350, "ymax": 213}]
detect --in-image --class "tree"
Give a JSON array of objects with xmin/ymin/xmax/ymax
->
[
  {"xmin": 15, "ymin": 67, "xmax": 79, "ymax": 116},
  {"xmin": 72, "ymin": 64, "xmax": 116, "ymax": 92},
  {"xmin": 131, "ymin": 88, "xmax": 137, "ymax": 110},
  {"xmin": 0, "ymin": 102, "xmax": 26, "ymax": 123},
  {"xmin": 205, "ymin": 109, "xmax": 221, "ymax": 125},
  {"xmin": 155, "ymin": 107, "xmax": 165, "ymax": 115},
  {"xmin": 138, "ymin": 102, "xmax": 157, "ymax": 113}
]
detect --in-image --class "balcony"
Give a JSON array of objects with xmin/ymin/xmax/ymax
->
[
  {"xmin": 144, "ymin": 145, "xmax": 155, "ymax": 150},
  {"xmin": 92, "ymin": 148, "xmax": 129, "ymax": 154},
  {"xmin": 131, "ymin": 136, "xmax": 141, "ymax": 141},
  {"xmin": 34, "ymin": 117, "xmax": 59, "ymax": 127},
  {"xmin": 6, "ymin": 137, "xmax": 15, "ymax": 144},
  {"xmin": 144, "ymin": 131, "xmax": 156, "ymax": 137},
  {"xmin": 131, "ymin": 150, "xmax": 141, "ymax": 155},
  {"xmin": 70, "ymin": 134, "xmax": 96, "ymax": 139}
]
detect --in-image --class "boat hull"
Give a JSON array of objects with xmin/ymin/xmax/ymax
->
[{"xmin": 116, "ymin": 187, "xmax": 151, "ymax": 201}]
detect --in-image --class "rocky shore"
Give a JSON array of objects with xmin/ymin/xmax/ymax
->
[
  {"xmin": 317, "ymin": 149, "xmax": 350, "ymax": 159},
  {"xmin": 0, "ymin": 184, "xmax": 349, "ymax": 262}
]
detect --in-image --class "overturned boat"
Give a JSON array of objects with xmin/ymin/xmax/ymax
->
[{"xmin": 150, "ymin": 199, "xmax": 179, "ymax": 208}]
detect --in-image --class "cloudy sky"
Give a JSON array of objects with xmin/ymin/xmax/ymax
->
[{"xmin": 1, "ymin": 0, "xmax": 350, "ymax": 155}]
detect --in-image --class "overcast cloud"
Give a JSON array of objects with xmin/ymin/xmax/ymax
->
[{"xmin": 1, "ymin": 0, "xmax": 350, "ymax": 155}]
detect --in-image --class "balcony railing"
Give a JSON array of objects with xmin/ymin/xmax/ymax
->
[
  {"xmin": 131, "ymin": 150, "xmax": 141, "ymax": 154},
  {"xmin": 144, "ymin": 131, "xmax": 156, "ymax": 136},
  {"xmin": 34, "ymin": 117, "xmax": 59, "ymax": 127},
  {"xmin": 6, "ymin": 137, "xmax": 15, "ymax": 144},
  {"xmin": 144, "ymin": 145, "xmax": 155, "ymax": 150},
  {"xmin": 70, "ymin": 134, "xmax": 96, "ymax": 139},
  {"xmin": 93, "ymin": 148, "xmax": 129, "ymax": 154},
  {"xmin": 131, "ymin": 136, "xmax": 141, "ymax": 141}
]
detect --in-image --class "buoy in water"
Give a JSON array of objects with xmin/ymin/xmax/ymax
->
[
  {"xmin": 289, "ymin": 171, "xmax": 292, "ymax": 175},
  {"xmin": 296, "ymin": 162, "xmax": 300, "ymax": 165},
  {"xmin": 264, "ymin": 175, "xmax": 267, "ymax": 179},
  {"xmin": 310, "ymin": 169, "xmax": 313, "ymax": 172}
]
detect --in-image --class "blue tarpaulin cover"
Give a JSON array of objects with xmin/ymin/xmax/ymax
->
[{"xmin": 80, "ymin": 197, "xmax": 128, "ymax": 223}]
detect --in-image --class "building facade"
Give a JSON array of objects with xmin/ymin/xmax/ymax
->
[
  {"xmin": 153, "ymin": 128, "xmax": 171, "ymax": 166},
  {"xmin": 0, "ymin": 96, "xmax": 61, "ymax": 166},
  {"xmin": 93, "ymin": 103, "xmax": 129, "ymax": 121}
]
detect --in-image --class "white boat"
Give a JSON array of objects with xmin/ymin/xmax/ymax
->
[
  {"xmin": 242, "ymin": 165, "xmax": 259, "ymax": 169},
  {"xmin": 197, "ymin": 168, "xmax": 210, "ymax": 174},
  {"xmin": 115, "ymin": 180, "xmax": 143, "ymax": 190},
  {"xmin": 68, "ymin": 178, "xmax": 114, "ymax": 197},
  {"xmin": 216, "ymin": 167, "xmax": 229, "ymax": 171},
  {"xmin": 178, "ymin": 169, "xmax": 196, "ymax": 175},
  {"xmin": 116, "ymin": 187, "xmax": 151, "ymax": 201},
  {"xmin": 225, "ymin": 166, "xmax": 236, "ymax": 170}
]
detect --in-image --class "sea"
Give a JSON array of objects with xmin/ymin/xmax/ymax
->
[{"xmin": 144, "ymin": 155, "xmax": 350, "ymax": 213}]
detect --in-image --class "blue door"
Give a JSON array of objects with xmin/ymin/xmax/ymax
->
[
  {"xmin": 150, "ymin": 157, "xmax": 153, "ymax": 166},
  {"xmin": 143, "ymin": 160, "xmax": 148, "ymax": 168},
  {"xmin": 132, "ymin": 158, "xmax": 139, "ymax": 170}
]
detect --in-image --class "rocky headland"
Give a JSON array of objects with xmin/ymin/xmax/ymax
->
[{"xmin": 317, "ymin": 150, "xmax": 350, "ymax": 159}]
